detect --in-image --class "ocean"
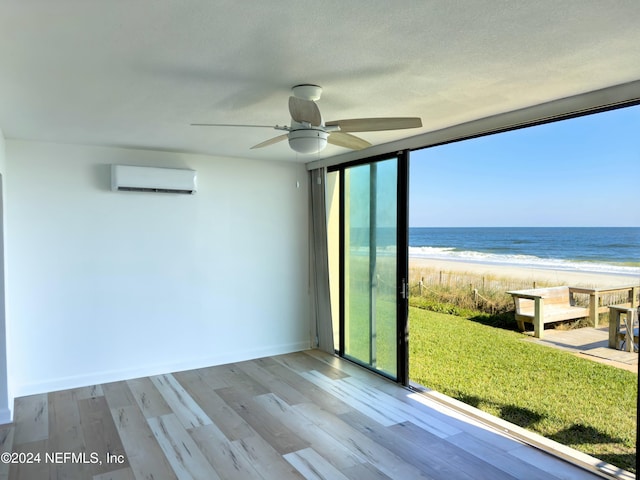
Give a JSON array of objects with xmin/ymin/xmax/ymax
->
[{"xmin": 408, "ymin": 227, "xmax": 640, "ymax": 277}]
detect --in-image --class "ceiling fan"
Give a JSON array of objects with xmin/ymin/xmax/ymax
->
[{"xmin": 191, "ymin": 84, "xmax": 422, "ymax": 154}]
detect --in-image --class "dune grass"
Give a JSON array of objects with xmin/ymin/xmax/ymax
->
[{"xmin": 409, "ymin": 305, "xmax": 637, "ymax": 473}]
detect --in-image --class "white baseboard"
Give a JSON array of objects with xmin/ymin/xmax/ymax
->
[{"xmin": 13, "ymin": 340, "xmax": 311, "ymax": 398}]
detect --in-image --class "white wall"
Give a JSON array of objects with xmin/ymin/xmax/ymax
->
[
  {"xmin": 0, "ymin": 129, "xmax": 9, "ymax": 423},
  {"xmin": 6, "ymin": 140, "xmax": 311, "ymax": 397}
]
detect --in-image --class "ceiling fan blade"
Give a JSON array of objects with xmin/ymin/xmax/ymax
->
[
  {"xmin": 288, "ymin": 97, "xmax": 322, "ymax": 126},
  {"xmin": 191, "ymin": 123, "xmax": 277, "ymax": 128},
  {"xmin": 250, "ymin": 134, "xmax": 288, "ymax": 149},
  {"xmin": 325, "ymin": 117, "xmax": 422, "ymax": 132},
  {"xmin": 328, "ymin": 132, "xmax": 371, "ymax": 150}
]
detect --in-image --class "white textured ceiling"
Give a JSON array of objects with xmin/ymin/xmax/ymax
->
[{"xmin": 1, "ymin": 1, "xmax": 639, "ymax": 163}]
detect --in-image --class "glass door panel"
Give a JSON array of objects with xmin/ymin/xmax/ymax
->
[{"xmin": 343, "ymin": 159, "xmax": 398, "ymax": 378}]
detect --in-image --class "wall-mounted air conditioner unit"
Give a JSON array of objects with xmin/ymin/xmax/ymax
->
[{"xmin": 111, "ymin": 165, "xmax": 197, "ymax": 194}]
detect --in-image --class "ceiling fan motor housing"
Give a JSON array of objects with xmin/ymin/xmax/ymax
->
[
  {"xmin": 288, "ymin": 128, "xmax": 328, "ymax": 154},
  {"xmin": 291, "ymin": 84, "xmax": 322, "ymax": 101}
]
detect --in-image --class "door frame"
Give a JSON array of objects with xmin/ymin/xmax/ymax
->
[{"xmin": 329, "ymin": 150, "xmax": 410, "ymax": 385}]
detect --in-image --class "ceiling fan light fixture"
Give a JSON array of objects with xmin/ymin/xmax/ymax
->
[{"xmin": 288, "ymin": 129, "xmax": 328, "ymax": 154}]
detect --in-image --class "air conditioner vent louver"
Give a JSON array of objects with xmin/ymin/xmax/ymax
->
[
  {"xmin": 116, "ymin": 187, "xmax": 194, "ymax": 194},
  {"xmin": 111, "ymin": 165, "xmax": 197, "ymax": 194}
]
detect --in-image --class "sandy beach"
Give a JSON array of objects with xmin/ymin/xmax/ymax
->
[{"xmin": 409, "ymin": 256, "xmax": 640, "ymax": 288}]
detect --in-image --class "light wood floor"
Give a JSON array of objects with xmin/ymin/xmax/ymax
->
[{"xmin": 1, "ymin": 350, "xmax": 601, "ymax": 480}]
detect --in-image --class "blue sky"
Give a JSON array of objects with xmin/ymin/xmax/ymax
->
[{"xmin": 409, "ymin": 104, "xmax": 640, "ymax": 227}]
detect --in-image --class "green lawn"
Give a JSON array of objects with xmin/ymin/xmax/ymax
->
[{"xmin": 409, "ymin": 306, "xmax": 637, "ymax": 473}]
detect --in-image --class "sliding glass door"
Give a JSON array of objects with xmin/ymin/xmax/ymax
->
[{"xmin": 332, "ymin": 154, "xmax": 408, "ymax": 382}]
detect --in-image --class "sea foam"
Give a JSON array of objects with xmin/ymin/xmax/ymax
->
[{"xmin": 408, "ymin": 246, "xmax": 640, "ymax": 277}]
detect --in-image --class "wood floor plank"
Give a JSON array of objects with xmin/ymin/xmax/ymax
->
[
  {"xmin": 0, "ymin": 425, "xmax": 14, "ymax": 480},
  {"xmin": 284, "ymin": 447, "xmax": 351, "ymax": 480},
  {"xmin": 216, "ymin": 386, "xmax": 310, "ymax": 455},
  {"xmin": 190, "ymin": 424, "xmax": 265, "ymax": 480},
  {"xmin": 0, "ymin": 425, "xmax": 13, "ymax": 450},
  {"xmin": 293, "ymin": 403, "xmax": 432, "ymax": 480},
  {"xmin": 444, "ymin": 431, "xmax": 555, "ymax": 480},
  {"xmin": 235, "ymin": 359, "xmax": 310, "ymax": 405},
  {"xmin": 405, "ymin": 392, "xmax": 524, "ymax": 451},
  {"xmin": 7, "ymin": 439, "xmax": 48, "ymax": 480},
  {"xmin": 263, "ymin": 363, "xmax": 353, "ymax": 415},
  {"xmin": 191, "ymin": 366, "xmax": 233, "ymax": 391},
  {"xmin": 300, "ymin": 371, "xmax": 403, "ymax": 427},
  {"xmin": 340, "ymin": 462, "xmax": 393, "ymax": 480},
  {"xmin": 126, "ymin": 377, "xmax": 172, "ymax": 418},
  {"xmin": 253, "ymin": 393, "xmax": 366, "ymax": 470},
  {"xmin": 77, "ymin": 396, "xmax": 130, "ymax": 476},
  {"xmin": 48, "ymin": 390, "xmax": 84, "ymax": 451},
  {"xmin": 92, "ymin": 466, "xmax": 136, "ymax": 480},
  {"xmin": 212, "ymin": 363, "xmax": 271, "ymax": 396},
  {"xmin": 12, "ymin": 394, "xmax": 48, "ymax": 446},
  {"xmin": 175, "ymin": 370, "xmax": 255, "ymax": 441},
  {"xmin": 102, "ymin": 382, "xmax": 136, "ymax": 410},
  {"xmin": 232, "ymin": 434, "xmax": 306, "ymax": 480},
  {"xmin": 302, "ymin": 350, "xmax": 385, "ymax": 381},
  {"xmin": 48, "ymin": 389, "xmax": 93, "ymax": 480},
  {"xmin": 147, "ymin": 413, "xmax": 221, "ymax": 480},
  {"xmin": 341, "ymin": 376, "xmax": 462, "ymax": 438},
  {"xmin": 303, "ymin": 350, "xmax": 402, "ymax": 391},
  {"xmin": 506, "ymin": 444, "xmax": 602, "ymax": 480},
  {"xmin": 110, "ymin": 405, "xmax": 178, "ymax": 480},
  {"xmin": 253, "ymin": 356, "xmax": 281, "ymax": 369},
  {"xmin": 272, "ymin": 351, "xmax": 350, "ymax": 380},
  {"xmin": 69, "ymin": 385, "xmax": 104, "ymax": 401},
  {"xmin": 150, "ymin": 373, "xmax": 212, "ymax": 429},
  {"xmin": 343, "ymin": 410, "xmax": 512, "ymax": 480}
]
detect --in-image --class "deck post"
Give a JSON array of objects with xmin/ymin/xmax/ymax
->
[
  {"xmin": 630, "ymin": 286, "xmax": 639, "ymax": 308},
  {"xmin": 589, "ymin": 291, "xmax": 599, "ymax": 328},
  {"xmin": 534, "ymin": 297, "xmax": 544, "ymax": 339}
]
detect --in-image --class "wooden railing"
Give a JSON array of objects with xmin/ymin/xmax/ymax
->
[{"xmin": 568, "ymin": 284, "xmax": 639, "ymax": 327}]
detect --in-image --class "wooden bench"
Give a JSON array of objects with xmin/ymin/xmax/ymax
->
[{"xmin": 507, "ymin": 286, "xmax": 589, "ymax": 339}]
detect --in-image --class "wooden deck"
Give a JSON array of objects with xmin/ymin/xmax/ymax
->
[
  {"xmin": 0, "ymin": 350, "xmax": 616, "ymax": 479},
  {"xmin": 523, "ymin": 326, "xmax": 638, "ymax": 372}
]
